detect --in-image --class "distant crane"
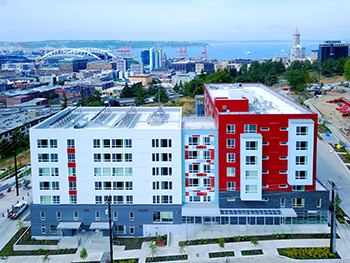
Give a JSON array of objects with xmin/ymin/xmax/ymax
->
[
  {"xmin": 176, "ymin": 43, "xmax": 187, "ymax": 58},
  {"xmin": 116, "ymin": 42, "xmax": 133, "ymax": 57},
  {"xmin": 201, "ymin": 45, "xmax": 208, "ymax": 60}
]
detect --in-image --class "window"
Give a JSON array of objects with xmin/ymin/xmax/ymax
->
[
  {"xmin": 292, "ymin": 198, "xmax": 305, "ymax": 207},
  {"xmin": 280, "ymin": 198, "xmax": 286, "ymax": 207},
  {"xmin": 280, "ymin": 156, "xmax": 288, "ymax": 160},
  {"xmin": 40, "ymin": 195, "xmax": 51, "ymax": 204},
  {"xmin": 188, "ymin": 137, "xmax": 199, "ymax": 145},
  {"xmin": 68, "ymin": 167, "xmax": 76, "ymax": 176},
  {"xmin": 94, "ymin": 153, "xmax": 101, "ymax": 162},
  {"xmin": 113, "ymin": 211, "xmax": 118, "ymax": 220},
  {"xmin": 246, "ymin": 156, "xmax": 257, "ymax": 165},
  {"xmin": 296, "ymin": 141, "xmax": 308, "ymax": 150},
  {"xmin": 69, "ymin": 181, "xmax": 76, "ymax": 190},
  {"xmin": 103, "ymin": 153, "xmax": 111, "ymax": 162},
  {"xmin": 103, "ymin": 139, "xmax": 110, "ymax": 148},
  {"xmin": 188, "ymin": 151, "xmax": 198, "ymax": 159},
  {"xmin": 260, "ymin": 127, "xmax": 269, "ymax": 131},
  {"xmin": 103, "ymin": 167, "xmax": 111, "ymax": 176},
  {"xmin": 262, "ymin": 156, "xmax": 269, "ymax": 160},
  {"xmin": 161, "ymin": 181, "xmax": 172, "ymax": 190},
  {"xmin": 189, "ymin": 196, "xmax": 201, "ymax": 202},
  {"xmin": 125, "ymin": 167, "xmax": 132, "ymax": 176},
  {"xmin": 39, "ymin": 168, "xmax": 50, "ymax": 176},
  {"xmin": 152, "ymin": 139, "xmax": 159, "ymax": 148},
  {"xmin": 203, "ymin": 164, "xmax": 211, "ymax": 173},
  {"xmin": 227, "ymin": 198, "xmax": 236, "ymax": 202},
  {"xmin": 153, "ymin": 195, "xmax": 160, "ymax": 203},
  {"xmin": 126, "ymin": 196, "xmax": 133, "ymax": 204},
  {"xmin": 67, "ymin": 139, "xmax": 75, "ymax": 148},
  {"xmin": 160, "ymin": 139, "xmax": 171, "ymax": 147},
  {"xmin": 130, "ymin": 225, "xmax": 135, "ymax": 234},
  {"xmin": 53, "ymin": 196, "xmax": 60, "ymax": 204},
  {"xmin": 227, "ymin": 181, "xmax": 235, "ymax": 191},
  {"xmin": 112, "ymin": 139, "xmax": 123, "ymax": 148},
  {"xmin": 95, "ymin": 211, "xmax": 100, "ymax": 220},
  {"xmin": 203, "ymin": 196, "xmax": 211, "ymax": 202},
  {"xmin": 112, "ymin": 153, "xmax": 123, "ymax": 162},
  {"xmin": 93, "ymin": 139, "xmax": 100, "ymax": 148},
  {"xmin": 103, "ymin": 182, "xmax": 112, "ymax": 190},
  {"xmin": 50, "ymin": 153, "xmax": 58, "ymax": 162},
  {"xmin": 161, "ymin": 195, "xmax": 173, "ymax": 204},
  {"xmin": 203, "ymin": 151, "xmax": 211, "ymax": 160},
  {"xmin": 95, "ymin": 181, "xmax": 102, "ymax": 190},
  {"xmin": 262, "ymin": 170, "xmax": 269, "ymax": 174},
  {"xmin": 262, "ymin": 185, "xmax": 269, "ymax": 188},
  {"xmin": 152, "ymin": 167, "xmax": 159, "ymax": 176},
  {"xmin": 295, "ymin": 171, "xmax": 307, "ymax": 180},
  {"xmin": 153, "ymin": 181, "xmax": 159, "ymax": 190},
  {"xmin": 296, "ymin": 156, "xmax": 308, "ymax": 165},
  {"xmin": 70, "ymin": 196, "xmax": 77, "ymax": 204},
  {"xmin": 226, "ymin": 124, "xmax": 235, "ymax": 134},
  {"xmin": 68, "ymin": 153, "xmax": 75, "ymax": 163},
  {"xmin": 49, "ymin": 225, "xmax": 58, "ymax": 234},
  {"xmin": 116, "ymin": 196, "xmax": 124, "ymax": 204},
  {"xmin": 125, "ymin": 153, "xmax": 132, "ymax": 162},
  {"xmin": 129, "ymin": 211, "xmax": 134, "ymax": 221},
  {"xmin": 40, "ymin": 181, "xmax": 50, "ymax": 190},
  {"xmin": 189, "ymin": 178, "xmax": 199, "ymax": 187},
  {"xmin": 38, "ymin": 153, "xmax": 49, "ymax": 162},
  {"xmin": 40, "ymin": 211, "xmax": 45, "ymax": 220},
  {"xmin": 280, "ymin": 170, "xmax": 288, "ymax": 174},
  {"xmin": 244, "ymin": 124, "xmax": 257, "ymax": 134},
  {"xmin": 245, "ymin": 170, "xmax": 258, "ymax": 179},
  {"xmin": 37, "ymin": 139, "xmax": 48, "ymax": 148},
  {"xmin": 296, "ymin": 126, "xmax": 308, "ymax": 135},
  {"xmin": 113, "ymin": 167, "xmax": 123, "ymax": 176},
  {"xmin": 152, "ymin": 153, "xmax": 159, "ymax": 162},
  {"xmin": 73, "ymin": 211, "xmax": 78, "ymax": 220},
  {"xmin": 227, "ymin": 167, "xmax": 235, "ymax": 177},
  {"xmin": 161, "ymin": 153, "xmax": 172, "ymax": 162},
  {"xmin": 41, "ymin": 225, "xmax": 46, "ymax": 234},
  {"xmin": 203, "ymin": 137, "xmax": 210, "ymax": 145},
  {"xmin": 245, "ymin": 185, "xmax": 258, "ymax": 194},
  {"xmin": 227, "ymin": 153, "xmax": 235, "ymax": 162},
  {"xmin": 50, "ymin": 139, "xmax": 57, "ymax": 148},
  {"xmin": 116, "ymin": 225, "xmax": 126, "ymax": 234},
  {"xmin": 262, "ymin": 142, "xmax": 269, "ymax": 145},
  {"xmin": 292, "ymin": 185, "xmax": 305, "ymax": 191},
  {"xmin": 227, "ymin": 139, "xmax": 235, "ymax": 148},
  {"xmin": 52, "ymin": 181, "xmax": 59, "ymax": 190},
  {"xmin": 317, "ymin": 198, "xmax": 322, "ymax": 208},
  {"xmin": 160, "ymin": 167, "xmax": 171, "ymax": 176},
  {"xmin": 246, "ymin": 141, "xmax": 258, "ymax": 150},
  {"xmin": 125, "ymin": 139, "xmax": 132, "ymax": 148},
  {"xmin": 280, "ymin": 142, "xmax": 288, "ymax": 145},
  {"xmin": 280, "ymin": 127, "xmax": 288, "ymax": 131},
  {"xmin": 95, "ymin": 196, "xmax": 102, "ymax": 204},
  {"xmin": 94, "ymin": 168, "xmax": 102, "ymax": 176},
  {"xmin": 279, "ymin": 184, "xmax": 288, "ymax": 188},
  {"xmin": 56, "ymin": 211, "xmax": 61, "ymax": 220},
  {"xmin": 51, "ymin": 168, "xmax": 59, "ymax": 176},
  {"xmin": 189, "ymin": 164, "xmax": 199, "ymax": 173}
]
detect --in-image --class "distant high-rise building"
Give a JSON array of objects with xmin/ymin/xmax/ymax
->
[
  {"xmin": 149, "ymin": 48, "xmax": 164, "ymax": 71},
  {"xmin": 290, "ymin": 27, "xmax": 306, "ymax": 60},
  {"xmin": 318, "ymin": 41, "xmax": 349, "ymax": 62},
  {"xmin": 141, "ymin": 50, "xmax": 150, "ymax": 66}
]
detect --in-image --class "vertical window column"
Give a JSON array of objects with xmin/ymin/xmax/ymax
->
[{"xmin": 67, "ymin": 139, "xmax": 77, "ymax": 203}]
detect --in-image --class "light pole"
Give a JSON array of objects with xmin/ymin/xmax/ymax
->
[
  {"xmin": 106, "ymin": 195, "xmax": 113, "ymax": 263},
  {"xmin": 328, "ymin": 180, "xmax": 339, "ymax": 254}
]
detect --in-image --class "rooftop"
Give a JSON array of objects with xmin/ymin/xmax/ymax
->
[
  {"xmin": 33, "ymin": 105, "xmax": 182, "ymax": 130},
  {"xmin": 205, "ymin": 83, "xmax": 313, "ymax": 115},
  {"xmin": 182, "ymin": 116, "xmax": 216, "ymax": 130}
]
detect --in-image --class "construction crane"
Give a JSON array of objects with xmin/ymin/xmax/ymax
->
[
  {"xmin": 176, "ymin": 43, "xmax": 187, "ymax": 58},
  {"xmin": 201, "ymin": 45, "xmax": 207, "ymax": 60},
  {"xmin": 176, "ymin": 43, "xmax": 183, "ymax": 57}
]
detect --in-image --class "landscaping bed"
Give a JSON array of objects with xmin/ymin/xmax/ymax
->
[
  {"xmin": 209, "ymin": 251, "xmax": 234, "ymax": 258},
  {"xmin": 241, "ymin": 249, "xmax": 263, "ymax": 256},
  {"xmin": 146, "ymin": 255, "xmax": 187, "ymax": 262},
  {"xmin": 114, "ymin": 235, "xmax": 167, "ymax": 250},
  {"xmin": 278, "ymin": 247, "xmax": 340, "ymax": 259},
  {"xmin": 113, "ymin": 259, "xmax": 138, "ymax": 263},
  {"xmin": 179, "ymin": 233, "xmax": 335, "ymax": 246},
  {"xmin": 17, "ymin": 227, "xmax": 59, "ymax": 245}
]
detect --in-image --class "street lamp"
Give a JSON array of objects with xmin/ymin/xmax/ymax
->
[{"xmin": 105, "ymin": 195, "xmax": 113, "ymax": 263}]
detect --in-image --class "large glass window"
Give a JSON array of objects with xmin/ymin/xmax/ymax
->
[
  {"xmin": 227, "ymin": 167, "xmax": 235, "ymax": 177},
  {"xmin": 67, "ymin": 139, "xmax": 75, "ymax": 148},
  {"xmin": 227, "ymin": 153, "xmax": 235, "ymax": 162},
  {"xmin": 38, "ymin": 153, "xmax": 49, "ymax": 162},
  {"xmin": 246, "ymin": 141, "xmax": 258, "ymax": 150},
  {"xmin": 93, "ymin": 139, "xmax": 100, "ymax": 148},
  {"xmin": 246, "ymin": 156, "xmax": 257, "ymax": 165},
  {"xmin": 188, "ymin": 151, "xmax": 198, "ymax": 159},
  {"xmin": 245, "ymin": 185, "xmax": 258, "ymax": 194},
  {"xmin": 244, "ymin": 124, "xmax": 257, "ymax": 134},
  {"xmin": 295, "ymin": 171, "xmax": 307, "ymax": 180},
  {"xmin": 296, "ymin": 126, "xmax": 308, "ymax": 135},
  {"xmin": 112, "ymin": 139, "xmax": 123, "ymax": 148},
  {"xmin": 37, "ymin": 139, "xmax": 48, "ymax": 148},
  {"xmin": 226, "ymin": 124, "xmax": 235, "ymax": 134},
  {"xmin": 189, "ymin": 178, "xmax": 199, "ymax": 187},
  {"xmin": 227, "ymin": 139, "xmax": 235, "ymax": 148},
  {"xmin": 50, "ymin": 139, "xmax": 57, "ymax": 148},
  {"xmin": 292, "ymin": 198, "xmax": 305, "ymax": 207},
  {"xmin": 188, "ymin": 137, "xmax": 199, "ymax": 145},
  {"xmin": 189, "ymin": 164, "xmax": 199, "ymax": 173},
  {"xmin": 152, "ymin": 211, "xmax": 173, "ymax": 223},
  {"xmin": 296, "ymin": 141, "xmax": 308, "ymax": 150},
  {"xmin": 245, "ymin": 170, "xmax": 258, "ymax": 179},
  {"xmin": 227, "ymin": 182, "xmax": 235, "ymax": 191},
  {"xmin": 295, "ymin": 156, "xmax": 308, "ymax": 165}
]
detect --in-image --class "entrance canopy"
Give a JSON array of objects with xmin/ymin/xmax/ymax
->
[
  {"xmin": 182, "ymin": 203, "xmax": 220, "ymax": 216},
  {"xmin": 89, "ymin": 221, "xmax": 113, "ymax": 230},
  {"xmin": 57, "ymin": 222, "xmax": 82, "ymax": 230}
]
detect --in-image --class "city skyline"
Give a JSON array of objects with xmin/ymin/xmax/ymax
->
[{"xmin": 0, "ymin": 0, "xmax": 350, "ymax": 42}]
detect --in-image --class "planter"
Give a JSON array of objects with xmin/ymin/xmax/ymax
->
[{"xmin": 156, "ymin": 241, "xmax": 165, "ymax": 246}]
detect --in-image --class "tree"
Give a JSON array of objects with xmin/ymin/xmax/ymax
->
[
  {"xmin": 283, "ymin": 69, "xmax": 309, "ymax": 93},
  {"xmin": 134, "ymin": 85, "xmax": 146, "ymax": 106},
  {"xmin": 178, "ymin": 241, "xmax": 188, "ymax": 255},
  {"xmin": 218, "ymin": 237, "xmax": 225, "ymax": 255},
  {"xmin": 80, "ymin": 247, "xmax": 88, "ymax": 262},
  {"xmin": 184, "ymin": 79, "xmax": 204, "ymax": 97},
  {"xmin": 173, "ymin": 83, "xmax": 179, "ymax": 93},
  {"xmin": 153, "ymin": 87, "xmax": 169, "ymax": 103},
  {"xmin": 120, "ymin": 83, "xmax": 134, "ymax": 98},
  {"xmin": 148, "ymin": 241, "xmax": 159, "ymax": 260},
  {"xmin": 251, "ymin": 237, "xmax": 259, "ymax": 253},
  {"xmin": 16, "ymin": 217, "xmax": 24, "ymax": 231},
  {"xmin": 343, "ymin": 59, "xmax": 350, "ymax": 81},
  {"xmin": 322, "ymin": 58, "xmax": 336, "ymax": 77},
  {"xmin": 205, "ymin": 70, "xmax": 234, "ymax": 83},
  {"xmin": 43, "ymin": 254, "xmax": 51, "ymax": 263}
]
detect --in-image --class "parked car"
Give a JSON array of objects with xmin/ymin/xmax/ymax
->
[{"xmin": 7, "ymin": 201, "xmax": 28, "ymax": 219}]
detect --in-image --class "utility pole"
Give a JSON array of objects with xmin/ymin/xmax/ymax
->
[
  {"xmin": 107, "ymin": 195, "xmax": 113, "ymax": 263},
  {"xmin": 328, "ymin": 180, "xmax": 339, "ymax": 254},
  {"xmin": 13, "ymin": 138, "xmax": 19, "ymax": 196}
]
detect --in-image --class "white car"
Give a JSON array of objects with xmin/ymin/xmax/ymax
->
[{"xmin": 7, "ymin": 201, "xmax": 28, "ymax": 219}]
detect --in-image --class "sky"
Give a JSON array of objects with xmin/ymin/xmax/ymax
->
[{"xmin": 0, "ymin": 0, "xmax": 350, "ymax": 42}]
